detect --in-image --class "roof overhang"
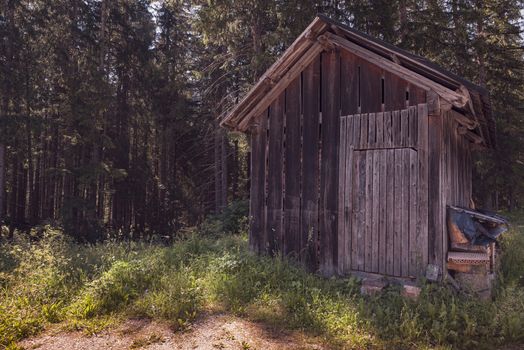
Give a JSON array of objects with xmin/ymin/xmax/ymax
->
[{"xmin": 220, "ymin": 15, "xmax": 495, "ymax": 148}]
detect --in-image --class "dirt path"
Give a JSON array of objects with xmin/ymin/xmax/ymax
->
[{"xmin": 19, "ymin": 314, "xmax": 326, "ymax": 350}]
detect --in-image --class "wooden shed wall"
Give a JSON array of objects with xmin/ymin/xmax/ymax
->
[
  {"xmin": 248, "ymin": 49, "xmax": 429, "ymax": 275},
  {"xmin": 431, "ymin": 110, "xmax": 473, "ymax": 274}
]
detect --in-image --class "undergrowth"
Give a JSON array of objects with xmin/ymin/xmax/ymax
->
[{"xmin": 0, "ymin": 211, "xmax": 523, "ymax": 349}]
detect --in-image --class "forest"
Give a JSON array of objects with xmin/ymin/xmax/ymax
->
[
  {"xmin": 1, "ymin": 1, "xmax": 524, "ymax": 349},
  {"xmin": 0, "ymin": 0, "xmax": 523, "ymax": 241}
]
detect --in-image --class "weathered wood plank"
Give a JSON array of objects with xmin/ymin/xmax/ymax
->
[
  {"xmin": 319, "ymin": 50, "xmax": 340, "ymax": 276},
  {"xmin": 378, "ymin": 149, "xmax": 387, "ymax": 274},
  {"xmin": 392, "ymin": 110, "xmax": 401, "ymax": 147},
  {"xmin": 360, "ymin": 114, "xmax": 368, "ymax": 149},
  {"xmin": 386, "ymin": 148, "xmax": 395, "ymax": 276},
  {"xmin": 408, "ymin": 148, "xmax": 419, "ymax": 276},
  {"xmin": 371, "ymin": 150, "xmax": 380, "ymax": 273},
  {"xmin": 267, "ymin": 93, "xmax": 285, "ymax": 255},
  {"xmin": 344, "ymin": 117, "xmax": 354, "ymax": 271},
  {"xmin": 284, "ymin": 77, "xmax": 301, "ymax": 258},
  {"xmin": 408, "ymin": 106, "xmax": 417, "ymax": 147},
  {"xmin": 337, "ymin": 116, "xmax": 347, "ymax": 274},
  {"xmin": 364, "ymin": 150, "xmax": 373, "ymax": 271},
  {"xmin": 359, "ymin": 61, "xmax": 383, "ymax": 113},
  {"xmin": 249, "ymin": 111, "xmax": 268, "ymax": 255},
  {"xmin": 353, "ymin": 114, "xmax": 361, "ymax": 147},
  {"xmin": 428, "ymin": 110, "xmax": 443, "ymax": 274},
  {"xmin": 368, "ymin": 113, "xmax": 376, "ymax": 147},
  {"xmin": 376, "ymin": 112, "xmax": 384, "ymax": 148},
  {"xmin": 401, "ymin": 109, "xmax": 409, "ymax": 147},
  {"xmin": 409, "ymin": 85, "xmax": 426, "ymax": 106},
  {"xmin": 401, "ymin": 149, "xmax": 410, "ymax": 276},
  {"xmin": 393, "ymin": 149, "xmax": 402, "ymax": 276},
  {"xmin": 301, "ymin": 58, "xmax": 320, "ymax": 270},
  {"xmin": 384, "ymin": 111, "xmax": 392, "ymax": 148},
  {"xmin": 417, "ymin": 103, "xmax": 429, "ymax": 275},
  {"xmin": 340, "ymin": 51, "xmax": 359, "ymax": 115},
  {"xmin": 351, "ymin": 151, "xmax": 362, "ymax": 270},
  {"xmin": 384, "ymin": 71, "xmax": 408, "ymax": 111}
]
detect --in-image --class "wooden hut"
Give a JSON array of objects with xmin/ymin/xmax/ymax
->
[{"xmin": 220, "ymin": 15, "xmax": 495, "ymax": 281}]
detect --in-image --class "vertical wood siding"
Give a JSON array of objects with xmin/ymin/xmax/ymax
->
[
  {"xmin": 319, "ymin": 50, "xmax": 340, "ymax": 275},
  {"xmin": 246, "ymin": 49, "xmax": 465, "ymax": 277},
  {"xmin": 340, "ymin": 106, "xmax": 427, "ymax": 277}
]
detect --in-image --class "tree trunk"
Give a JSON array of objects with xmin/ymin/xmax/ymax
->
[
  {"xmin": 220, "ymin": 129, "xmax": 228, "ymax": 209},
  {"xmin": 398, "ymin": 0, "xmax": 408, "ymax": 45},
  {"xmin": 214, "ymin": 127, "xmax": 222, "ymax": 213},
  {"xmin": 232, "ymin": 139, "xmax": 239, "ymax": 200},
  {"xmin": 0, "ymin": 144, "xmax": 4, "ymax": 223}
]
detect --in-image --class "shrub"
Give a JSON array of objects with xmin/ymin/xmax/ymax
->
[{"xmin": 1, "ymin": 218, "xmax": 523, "ymax": 349}]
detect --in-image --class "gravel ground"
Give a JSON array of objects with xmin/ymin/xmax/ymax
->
[{"xmin": 18, "ymin": 314, "xmax": 326, "ymax": 350}]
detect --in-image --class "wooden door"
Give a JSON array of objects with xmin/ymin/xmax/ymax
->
[{"xmin": 338, "ymin": 105, "xmax": 429, "ymax": 278}]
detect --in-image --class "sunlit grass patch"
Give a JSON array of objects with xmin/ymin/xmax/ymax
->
[{"xmin": 0, "ymin": 216, "xmax": 523, "ymax": 349}]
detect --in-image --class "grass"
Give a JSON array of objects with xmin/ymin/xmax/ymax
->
[{"xmin": 0, "ymin": 212, "xmax": 523, "ymax": 350}]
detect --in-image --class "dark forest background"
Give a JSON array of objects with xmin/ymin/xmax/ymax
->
[{"xmin": 0, "ymin": 0, "xmax": 523, "ymax": 241}]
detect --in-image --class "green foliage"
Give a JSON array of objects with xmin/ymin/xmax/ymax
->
[
  {"xmin": 1, "ymin": 223, "xmax": 524, "ymax": 349},
  {"xmin": 199, "ymin": 200, "xmax": 249, "ymax": 236},
  {"xmin": 498, "ymin": 212, "xmax": 524, "ymax": 286}
]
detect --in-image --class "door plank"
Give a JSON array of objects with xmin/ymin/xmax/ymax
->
[
  {"xmin": 337, "ymin": 116, "xmax": 347, "ymax": 274},
  {"xmin": 386, "ymin": 148, "xmax": 395, "ymax": 276},
  {"xmin": 345, "ymin": 119, "xmax": 354, "ymax": 271},
  {"xmin": 371, "ymin": 150, "xmax": 380, "ymax": 273}
]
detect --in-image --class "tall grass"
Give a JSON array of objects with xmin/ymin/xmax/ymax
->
[{"xmin": 1, "ymin": 214, "xmax": 523, "ymax": 349}]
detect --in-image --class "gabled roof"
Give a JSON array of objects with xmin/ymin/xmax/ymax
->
[{"xmin": 220, "ymin": 15, "xmax": 495, "ymax": 148}]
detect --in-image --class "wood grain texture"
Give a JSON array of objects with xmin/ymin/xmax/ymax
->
[
  {"xmin": 344, "ymin": 118, "xmax": 354, "ymax": 271},
  {"xmin": 393, "ymin": 110, "xmax": 401, "ymax": 146},
  {"xmin": 386, "ymin": 148, "xmax": 395, "ymax": 276},
  {"xmin": 359, "ymin": 60, "xmax": 382, "ymax": 113},
  {"xmin": 337, "ymin": 116, "xmax": 347, "ymax": 274},
  {"xmin": 371, "ymin": 150, "xmax": 380, "ymax": 273},
  {"xmin": 384, "ymin": 112, "xmax": 392, "ymax": 148},
  {"xmin": 393, "ymin": 149, "xmax": 402, "ymax": 276},
  {"xmin": 409, "ymin": 106, "xmax": 417, "ymax": 147},
  {"xmin": 365, "ymin": 150, "xmax": 373, "ymax": 271},
  {"xmin": 301, "ymin": 58, "xmax": 320, "ymax": 270},
  {"xmin": 376, "ymin": 112, "xmax": 384, "ymax": 147},
  {"xmin": 249, "ymin": 112, "xmax": 268, "ymax": 255},
  {"xmin": 267, "ymin": 93, "xmax": 285, "ymax": 256},
  {"xmin": 384, "ymin": 71, "xmax": 408, "ymax": 111},
  {"xmin": 319, "ymin": 50, "xmax": 340, "ymax": 276},
  {"xmin": 351, "ymin": 151, "xmax": 363, "ymax": 270},
  {"xmin": 417, "ymin": 103, "xmax": 429, "ymax": 275},
  {"xmin": 401, "ymin": 149, "xmax": 410, "ymax": 276},
  {"xmin": 340, "ymin": 51, "xmax": 359, "ymax": 115},
  {"xmin": 401, "ymin": 109, "xmax": 409, "ymax": 147},
  {"xmin": 368, "ymin": 113, "xmax": 376, "ymax": 147},
  {"xmin": 408, "ymin": 149, "xmax": 419, "ymax": 277},
  {"xmin": 284, "ymin": 77, "xmax": 301, "ymax": 258},
  {"xmin": 428, "ymin": 111, "xmax": 443, "ymax": 272},
  {"xmin": 378, "ymin": 149, "xmax": 387, "ymax": 274},
  {"xmin": 360, "ymin": 114, "xmax": 368, "ymax": 149}
]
